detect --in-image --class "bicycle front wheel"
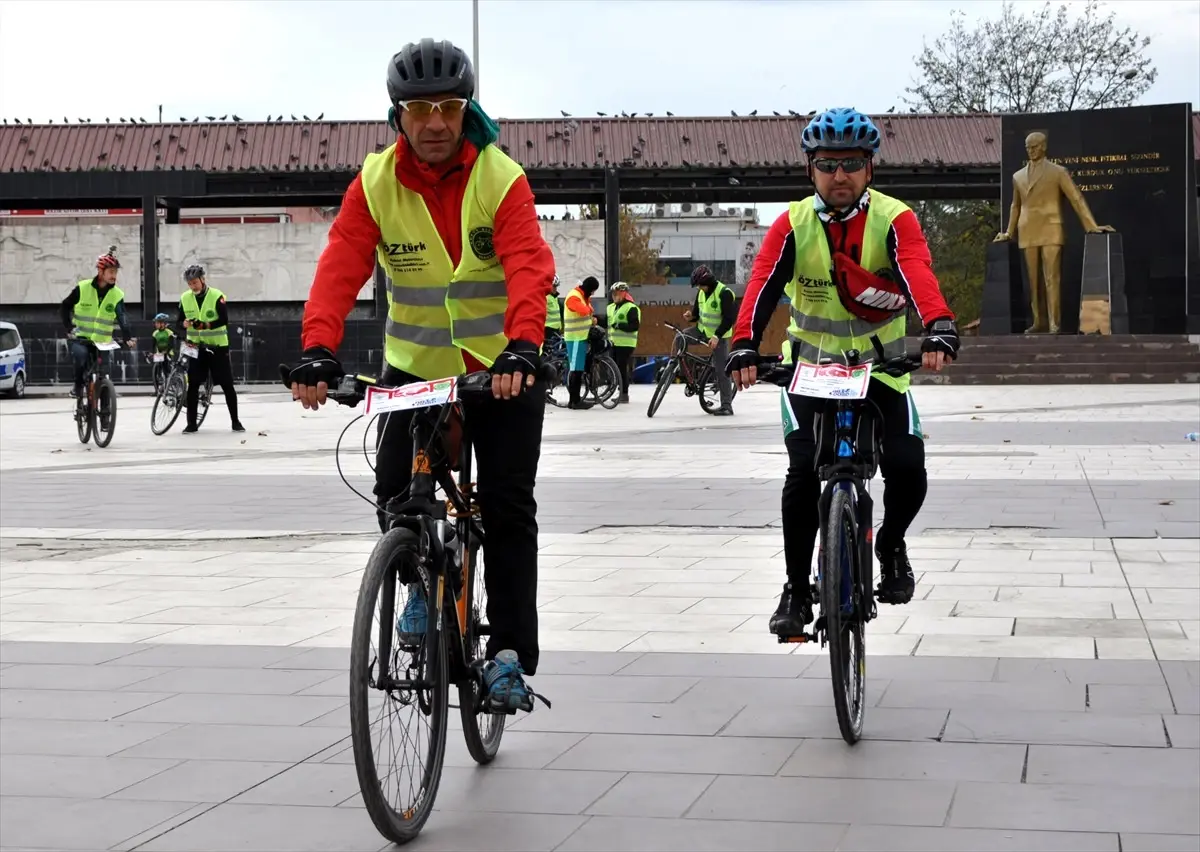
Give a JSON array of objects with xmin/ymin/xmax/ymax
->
[
  {"xmin": 821, "ymin": 484, "xmax": 866, "ymax": 744},
  {"xmin": 91, "ymin": 377, "xmax": 118, "ymax": 448},
  {"xmin": 590, "ymin": 356, "xmax": 621, "ymax": 410},
  {"xmin": 458, "ymin": 524, "xmax": 505, "ymax": 763},
  {"xmin": 646, "ymin": 359, "xmax": 677, "ymax": 418},
  {"xmin": 350, "ymin": 528, "xmax": 449, "ymax": 845},
  {"xmin": 151, "ymin": 371, "xmax": 185, "ymax": 436},
  {"xmin": 75, "ymin": 394, "xmax": 92, "ymax": 444},
  {"xmin": 545, "ymin": 357, "xmax": 569, "ymax": 408}
]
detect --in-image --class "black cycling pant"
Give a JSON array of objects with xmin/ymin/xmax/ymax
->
[
  {"xmin": 612, "ymin": 345, "xmax": 634, "ymax": 396},
  {"xmin": 186, "ymin": 345, "xmax": 240, "ymax": 427},
  {"xmin": 69, "ymin": 340, "xmax": 106, "ymax": 390},
  {"xmin": 780, "ymin": 379, "xmax": 927, "ymax": 587},
  {"xmin": 373, "ymin": 364, "xmax": 546, "ymax": 675}
]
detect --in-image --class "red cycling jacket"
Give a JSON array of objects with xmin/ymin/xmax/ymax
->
[
  {"xmin": 301, "ymin": 135, "xmax": 555, "ymax": 371},
  {"xmin": 734, "ymin": 203, "xmax": 954, "ymax": 345}
]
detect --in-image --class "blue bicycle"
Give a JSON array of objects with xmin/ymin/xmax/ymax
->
[{"xmin": 756, "ymin": 335, "xmax": 922, "ymax": 744}]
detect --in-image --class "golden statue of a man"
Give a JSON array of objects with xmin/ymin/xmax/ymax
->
[{"xmin": 994, "ymin": 131, "xmax": 1114, "ymax": 334}]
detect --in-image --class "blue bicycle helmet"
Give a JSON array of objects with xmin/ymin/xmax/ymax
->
[
  {"xmin": 153, "ymin": 312, "xmax": 170, "ymax": 322},
  {"xmin": 801, "ymin": 107, "xmax": 881, "ymax": 155}
]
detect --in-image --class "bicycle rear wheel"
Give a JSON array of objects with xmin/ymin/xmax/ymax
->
[
  {"xmin": 75, "ymin": 393, "xmax": 92, "ymax": 444},
  {"xmin": 195, "ymin": 378, "xmax": 213, "ymax": 428},
  {"xmin": 697, "ymin": 363, "xmax": 738, "ymax": 413},
  {"xmin": 590, "ymin": 356, "xmax": 621, "ymax": 410},
  {"xmin": 91, "ymin": 377, "xmax": 117, "ymax": 448},
  {"xmin": 545, "ymin": 357, "xmax": 569, "ymax": 408},
  {"xmin": 350, "ymin": 528, "xmax": 449, "ymax": 845},
  {"xmin": 646, "ymin": 359, "xmax": 677, "ymax": 418},
  {"xmin": 820, "ymin": 484, "xmax": 866, "ymax": 744},
  {"xmin": 151, "ymin": 370, "xmax": 185, "ymax": 436},
  {"xmin": 458, "ymin": 523, "xmax": 505, "ymax": 763}
]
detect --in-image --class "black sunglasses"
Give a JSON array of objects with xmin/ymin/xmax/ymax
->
[{"xmin": 811, "ymin": 156, "xmax": 870, "ymax": 174}]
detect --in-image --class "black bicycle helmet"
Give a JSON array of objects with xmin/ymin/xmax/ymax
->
[
  {"xmin": 690, "ymin": 265, "xmax": 717, "ymax": 287},
  {"xmin": 387, "ymin": 39, "xmax": 475, "ymax": 102},
  {"xmin": 183, "ymin": 264, "xmax": 205, "ymax": 281}
]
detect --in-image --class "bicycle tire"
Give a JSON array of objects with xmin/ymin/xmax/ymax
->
[
  {"xmin": 151, "ymin": 370, "xmax": 185, "ymax": 436},
  {"xmin": 91, "ymin": 377, "xmax": 117, "ymax": 448},
  {"xmin": 75, "ymin": 393, "xmax": 92, "ymax": 445},
  {"xmin": 821, "ymin": 484, "xmax": 866, "ymax": 744},
  {"xmin": 545, "ymin": 357, "xmax": 569, "ymax": 408},
  {"xmin": 457, "ymin": 524, "xmax": 506, "ymax": 764},
  {"xmin": 697, "ymin": 363, "xmax": 739, "ymax": 414},
  {"xmin": 646, "ymin": 359, "xmax": 677, "ymax": 418},
  {"xmin": 195, "ymin": 378, "xmax": 213, "ymax": 428},
  {"xmin": 592, "ymin": 356, "xmax": 621, "ymax": 409},
  {"xmin": 350, "ymin": 528, "xmax": 449, "ymax": 845}
]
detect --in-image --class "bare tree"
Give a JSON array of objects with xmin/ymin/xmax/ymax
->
[{"xmin": 904, "ymin": 1, "xmax": 1157, "ymax": 113}]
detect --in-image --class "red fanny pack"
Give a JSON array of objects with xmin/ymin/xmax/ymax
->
[{"xmin": 832, "ymin": 250, "xmax": 908, "ymax": 324}]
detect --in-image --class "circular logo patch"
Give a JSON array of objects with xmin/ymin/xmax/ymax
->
[
  {"xmin": 469, "ymin": 226, "xmax": 496, "ymax": 261},
  {"xmin": 104, "ymin": 303, "xmax": 115, "ymax": 314},
  {"xmin": 204, "ymin": 310, "xmax": 216, "ymax": 320}
]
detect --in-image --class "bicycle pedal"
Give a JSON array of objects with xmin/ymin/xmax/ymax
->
[{"xmin": 777, "ymin": 632, "xmax": 817, "ymax": 644}]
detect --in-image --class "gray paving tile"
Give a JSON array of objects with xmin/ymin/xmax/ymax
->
[
  {"xmin": 1120, "ymin": 834, "xmax": 1200, "ymax": 851},
  {"xmin": 263, "ymin": 647, "xmax": 347, "ymax": 671},
  {"xmin": 780, "ymin": 739, "xmax": 1025, "ymax": 782},
  {"xmin": 117, "ymin": 723, "xmax": 346, "ymax": 762},
  {"xmin": 583, "ymin": 772, "xmax": 714, "ymax": 818},
  {"xmin": 537, "ymin": 650, "xmax": 647, "ymax": 675},
  {"xmin": 0, "ymin": 754, "xmax": 178, "ymax": 798},
  {"xmin": 443, "ymin": 731, "xmax": 587, "ymax": 770},
  {"xmin": 292, "ymin": 673, "xmax": 346, "ymax": 697},
  {"xmin": 0, "ymin": 795, "xmax": 195, "ymax": 851},
  {"xmin": 556, "ymin": 815, "xmax": 847, "ymax": 851},
  {"xmin": 1088, "ymin": 683, "xmax": 1177, "ymax": 713},
  {"xmin": 675, "ymin": 674, "xmax": 890, "ymax": 708},
  {"xmin": 528, "ymin": 674, "xmax": 698, "ymax": 703},
  {"xmin": 0, "ymin": 640, "xmax": 144, "ymax": 665},
  {"xmin": 430, "ymin": 766, "xmax": 623, "ymax": 815},
  {"xmin": 1026, "ymin": 745, "xmax": 1200, "ymax": 788},
  {"xmin": 136, "ymin": 802, "xmax": 393, "ymax": 851},
  {"xmin": 230, "ymin": 762, "xmax": 359, "ymax": 807},
  {"xmin": 0, "ymin": 718, "xmax": 180, "ymax": 757},
  {"xmin": 880, "ymin": 680, "xmax": 1085, "ymax": 712},
  {"xmin": 117, "ymin": 693, "xmax": 346, "ymax": 726},
  {"xmin": 720, "ymin": 705, "xmax": 949, "ymax": 741},
  {"xmin": 128, "ymin": 666, "xmax": 336, "ymax": 695},
  {"xmin": 0, "ymin": 662, "xmax": 172, "ymax": 690},
  {"xmin": 1165, "ymin": 714, "xmax": 1200, "ymax": 748},
  {"xmin": 613, "ymin": 652, "xmax": 814, "ymax": 678},
  {"xmin": 689, "ymin": 774, "xmax": 954, "ymax": 826},
  {"xmin": 994, "ymin": 658, "xmax": 1168, "ymax": 685},
  {"xmin": 0, "ymin": 688, "xmax": 173, "ymax": 721},
  {"xmin": 803, "ymin": 655, "xmax": 999, "ymax": 682},
  {"xmin": 508, "ymin": 700, "xmax": 742, "ymax": 736},
  {"xmin": 837, "ymin": 825, "xmax": 1118, "ymax": 851},
  {"xmin": 943, "ymin": 710, "xmax": 1169, "ymax": 747},
  {"xmin": 1161, "ymin": 661, "xmax": 1200, "ymax": 715},
  {"xmin": 109, "ymin": 760, "xmax": 290, "ymax": 803},
  {"xmin": 395, "ymin": 810, "xmax": 587, "ymax": 851},
  {"xmin": 113, "ymin": 644, "xmax": 306, "ymax": 669},
  {"xmin": 546, "ymin": 733, "xmax": 799, "ymax": 775},
  {"xmin": 949, "ymin": 781, "xmax": 1200, "ymax": 834}
]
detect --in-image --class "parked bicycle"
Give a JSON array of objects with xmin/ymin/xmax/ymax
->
[
  {"xmin": 646, "ymin": 322, "xmax": 737, "ymax": 418},
  {"xmin": 72, "ymin": 339, "xmax": 119, "ymax": 448},
  {"xmin": 543, "ymin": 328, "xmax": 621, "ymax": 410},
  {"xmin": 150, "ymin": 342, "xmax": 213, "ymax": 436},
  {"xmin": 755, "ymin": 335, "xmax": 923, "ymax": 744},
  {"xmin": 287, "ymin": 362, "xmax": 556, "ymax": 845}
]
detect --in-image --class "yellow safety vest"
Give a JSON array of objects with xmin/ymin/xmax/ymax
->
[
  {"xmin": 786, "ymin": 190, "xmax": 910, "ymax": 393},
  {"xmin": 545, "ymin": 293, "xmax": 563, "ymax": 332},
  {"xmin": 181, "ymin": 287, "xmax": 230, "ymax": 347},
  {"xmin": 606, "ymin": 300, "xmax": 638, "ymax": 348},
  {"xmin": 72, "ymin": 280, "xmax": 124, "ymax": 343},
  {"xmin": 563, "ymin": 286, "xmax": 592, "ymax": 342},
  {"xmin": 698, "ymin": 281, "xmax": 732, "ymax": 339},
  {"xmin": 361, "ymin": 142, "xmax": 523, "ymax": 380}
]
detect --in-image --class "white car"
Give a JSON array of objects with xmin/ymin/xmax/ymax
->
[{"xmin": 0, "ymin": 321, "xmax": 27, "ymax": 398}]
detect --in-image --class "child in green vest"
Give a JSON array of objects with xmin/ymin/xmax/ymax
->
[{"xmin": 149, "ymin": 312, "xmax": 176, "ymax": 390}]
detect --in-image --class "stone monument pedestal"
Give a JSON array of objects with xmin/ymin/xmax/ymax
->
[
  {"xmin": 1078, "ymin": 232, "xmax": 1129, "ymax": 335},
  {"xmin": 979, "ymin": 241, "xmax": 1028, "ymax": 335}
]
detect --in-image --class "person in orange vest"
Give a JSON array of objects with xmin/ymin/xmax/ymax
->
[{"xmin": 562, "ymin": 276, "xmax": 599, "ymax": 409}]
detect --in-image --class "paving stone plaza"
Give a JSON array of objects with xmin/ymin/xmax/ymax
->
[{"xmin": 1, "ymin": 382, "xmax": 1198, "ymax": 851}]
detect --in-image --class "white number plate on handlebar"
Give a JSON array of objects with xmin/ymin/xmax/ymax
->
[
  {"xmin": 180, "ymin": 343, "xmax": 199, "ymax": 359},
  {"xmin": 152, "ymin": 353, "xmax": 165, "ymax": 363},
  {"xmin": 364, "ymin": 376, "xmax": 458, "ymax": 415},
  {"xmin": 788, "ymin": 362, "xmax": 872, "ymax": 400},
  {"xmin": 95, "ymin": 341, "xmax": 120, "ymax": 352}
]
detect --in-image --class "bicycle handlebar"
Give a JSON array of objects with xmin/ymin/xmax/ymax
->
[
  {"xmin": 278, "ymin": 362, "xmax": 560, "ymax": 409},
  {"xmin": 752, "ymin": 335, "xmax": 924, "ymax": 388}
]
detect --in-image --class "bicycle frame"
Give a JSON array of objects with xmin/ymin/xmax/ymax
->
[{"xmin": 663, "ymin": 323, "xmax": 714, "ymax": 392}]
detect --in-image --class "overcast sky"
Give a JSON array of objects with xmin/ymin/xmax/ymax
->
[{"xmin": 1, "ymin": 0, "xmax": 1196, "ymax": 221}]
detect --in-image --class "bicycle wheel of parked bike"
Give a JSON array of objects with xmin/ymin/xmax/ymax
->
[
  {"xmin": 697, "ymin": 364, "xmax": 739, "ymax": 414},
  {"xmin": 90, "ymin": 377, "xmax": 118, "ymax": 449},
  {"xmin": 151, "ymin": 370, "xmax": 186, "ymax": 436},
  {"xmin": 646, "ymin": 359, "xmax": 677, "ymax": 418},
  {"xmin": 458, "ymin": 526, "xmax": 506, "ymax": 764},
  {"xmin": 75, "ymin": 394, "xmax": 92, "ymax": 445},
  {"xmin": 821, "ymin": 485, "xmax": 866, "ymax": 744},
  {"xmin": 545, "ymin": 357, "xmax": 570, "ymax": 408},
  {"xmin": 195, "ymin": 377, "xmax": 213, "ymax": 428},
  {"xmin": 350, "ymin": 527, "xmax": 448, "ymax": 845},
  {"xmin": 590, "ymin": 356, "xmax": 621, "ymax": 410}
]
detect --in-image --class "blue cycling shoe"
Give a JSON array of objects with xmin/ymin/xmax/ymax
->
[
  {"xmin": 396, "ymin": 583, "xmax": 427, "ymax": 645},
  {"xmin": 482, "ymin": 650, "xmax": 550, "ymax": 715}
]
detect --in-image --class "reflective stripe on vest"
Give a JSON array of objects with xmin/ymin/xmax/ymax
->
[
  {"xmin": 545, "ymin": 293, "xmax": 563, "ymax": 332},
  {"xmin": 181, "ymin": 287, "xmax": 230, "ymax": 347},
  {"xmin": 563, "ymin": 287, "xmax": 592, "ymax": 341},
  {"xmin": 361, "ymin": 142, "xmax": 522, "ymax": 380},
  {"xmin": 72, "ymin": 280, "xmax": 125, "ymax": 343},
  {"xmin": 698, "ymin": 282, "xmax": 732, "ymax": 339},
  {"xmin": 786, "ymin": 190, "xmax": 911, "ymax": 393},
  {"xmin": 606, "ymin": 301, "xmax": 638, "ymax": 347}
]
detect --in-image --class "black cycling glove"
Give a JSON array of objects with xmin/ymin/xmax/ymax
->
[
  {"xmin": 724, "ymin": 339, "xmax": 760, "ymax": 376},
  {"xmin": 281, "ymin": 346, "xmax": 344, "ymax": 390},
  {"xmin": 491, "ymin": 339, "xmax": 541, "ymax": 378},
  {"xmin": 921, "ymin": 318, "xmax": 960, "ymax": 361}
]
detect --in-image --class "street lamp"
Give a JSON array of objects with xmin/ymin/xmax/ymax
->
[{"xmin": 472, "ymin": 0, "xmax": 481, "ymax": 102}]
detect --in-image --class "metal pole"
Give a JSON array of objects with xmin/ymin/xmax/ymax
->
[{"xmin": 472, "ymin": 0, "xmax": 480, "ymax": 102}]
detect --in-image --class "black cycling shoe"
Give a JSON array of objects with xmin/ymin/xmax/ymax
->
[
  {"xmin": 768, "ymin": 582, "xmax": 814, "ymax": 637},
  {"xmin": 875, "ymin": 541, "xmax": 916, "ymax": 604}
]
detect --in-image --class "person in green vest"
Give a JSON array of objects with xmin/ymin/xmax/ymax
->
[
  {"xmin": 545, "ymin": 274, "xmax": 564, "ymax": 347},
  {"xmin": 604, "ymin": 282, "xmax": 640, "ymax": 404},
  {"xmin": 59, "ymin": 245, "xmax": 135, "ymax": 397},
  {"xmin": 725, "ymin": 107, "xmax": 960, "ymax": 638},
  {"xmin": 149, "ymin": 312, "xmax": 176, "ymax": 391},
  {"xmin": 686, "ymin": 265, "xmax": 735, "ymax": 415},
  {"xmin": 176, "ymin": 264, "xmax": 244, "ymax": 433}
]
